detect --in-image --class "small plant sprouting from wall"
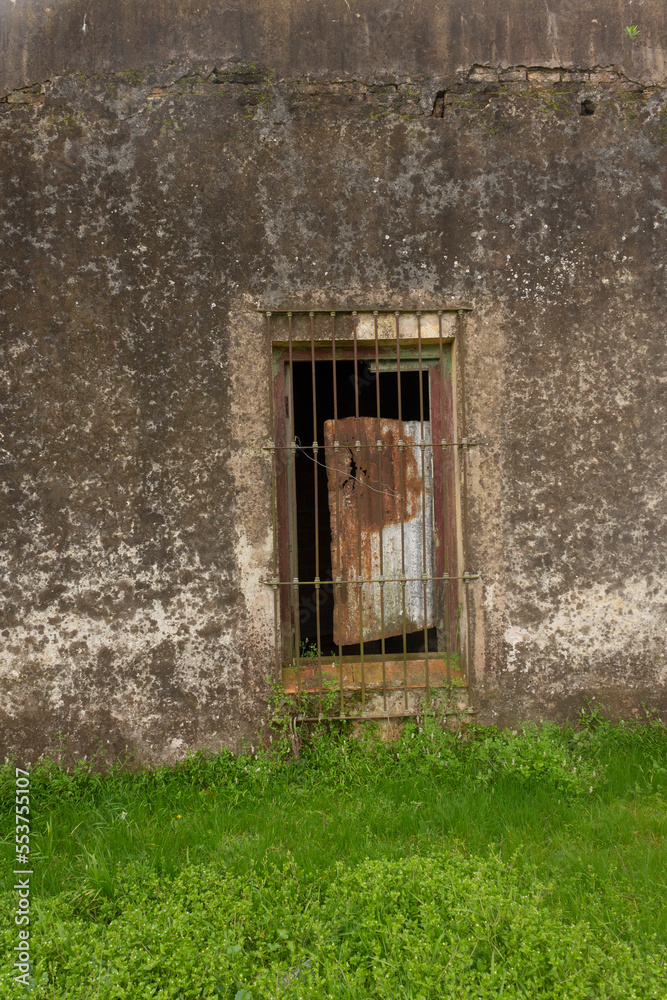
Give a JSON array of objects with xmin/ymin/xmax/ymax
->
[{"xmin": 624, "ymin": 24, "xmax": 640, "ymax": 40}]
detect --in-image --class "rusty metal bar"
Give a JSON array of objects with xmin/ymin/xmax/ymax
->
[
  {"xmin": 259, "ymin": 307, "xmax": 472, "ymax": 315},
  {"xmin": 267, "ymin": 313, "xmax": 282, "ymax": 684},
  {"xmin": 268, "ymin": 574, "xmax": 478, "ymax": 587},
  {"xmin": 286, "ymin": 313, "xmax": 302, "ymax": 707},
  {"xmin": 416, "ymin": 312, "xmax": 431, "ymax": 702},
  {"xmin": 438, "ymin": 311, "xmax": 452, "ymax": 687},
  {"xmin": 394, "ymin": 312, "xmax": 409, "ymax": 710},
  {"xmin": 264, "ymin": 441, "xmax": 474, "ymax": 451},
  {"xmin": 352, "ymin": 311, "xmax": 366, "ymax": 711},
  {"xmin": 330, "ymin": 311, "xmax": 344, "ymax": 715},
  {"xmin": 457, "ymin": 308, "xmax": 472, "ymax": 687},
  {"xmin": 373, "ymin": 311, "xmax": 388, "ymax": 712},
  {"xmin": 295, "ymin": 710, "xmax": 475, "ymax": 722},
  {"xmin": 309, "ymin": 312, "xmax": 323, "ymax": 709}
]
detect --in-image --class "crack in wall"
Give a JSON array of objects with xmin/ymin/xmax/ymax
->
[
  {"xmin": 430, "ymin": 64, "xmax": 647, "ymax": 116},
  {"xmin": 0, "ymin": 81, "xmax": 49, "ymax": 106},
  {"xmin": 1, "ymin": 62, "xmax": 654, "ymax": 119}
]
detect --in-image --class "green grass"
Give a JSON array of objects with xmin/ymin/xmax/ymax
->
[{"xmin": 1, "ymin": 711, "xmax": 666, "ymax": 998}]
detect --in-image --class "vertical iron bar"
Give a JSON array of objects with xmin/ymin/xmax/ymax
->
[
  {"xmin": 373, "ymin": 312, "xmax": 387, "ymax": 712},
  {"xmin": 395, "ymin": 312, "xmax": 408, "ymax": 710},
  {"xmin": 267, "ymin": 313, "xmax": 281, "ymax": 684},
  {"xmin": 310, "ymin": 313, "xmax": 323, "ymax": 711},
  {"xmin": 438, "ymin": 311, "xmax": 452, "ymax": 687},
  {"xmin": 417, "ymin": 313, "xmax": 430, "ymax": 703},
  {"xmin": 287, "ymin": 312, "xmax": 302, "ymax": 708},
  {"xmin": 331, "ymin": 312, "xmax": 344, "ymax": 715},
  {"xmin": 352, "ymin": 312, "xmax": 365, "ymax": 712},
  {"xmin": 457, "ymin": 309, "xmax": 472, "ymax": 687}
]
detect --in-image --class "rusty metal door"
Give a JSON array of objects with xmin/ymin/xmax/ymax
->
[{"xmin": 323, "ymin": 416, "xmax": 434, "ymax": 645}]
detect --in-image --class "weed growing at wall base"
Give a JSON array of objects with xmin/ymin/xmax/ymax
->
[{"xmin": 0, "ymin": 714, "xmax": 665, "ymax": 997}]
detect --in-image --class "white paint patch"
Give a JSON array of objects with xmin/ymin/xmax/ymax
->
[
  {"xmin": 504, "ymin": 625, "xmax": 527, "ymax": 671},
  {"xmin": 234, "ymin": 525, "xmax": 273, "ymax": 621},
  {"xmin": 528, "ymin": 579, "xmax": 665, "ymax": 663},
  {"xmin": 0, "ymin": 592, "xmax": 248, "ymax": 724},
  {"xmin": 355, "ymin": 312, "xmax": 457, "ymax": 341},
  {"xmin": 502, "ymin": 578, "xmax": 667, "ymax": 683},
  {"xmin": 343, "ymin": 422, "xmax": 434, "ymax": 639}
]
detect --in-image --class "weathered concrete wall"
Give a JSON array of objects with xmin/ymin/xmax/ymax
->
[
  {"xmin": 2, "ymin": 0, "xmax": 667, "ymax": 93},
  {"xmin": 1, "ymin": 0, "xmax": 666, "ymax": 761}
]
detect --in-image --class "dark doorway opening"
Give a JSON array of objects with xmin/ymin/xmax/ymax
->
[{"xmin": 290, "ymin": 359, "xmax": 436, "ymax": 656}]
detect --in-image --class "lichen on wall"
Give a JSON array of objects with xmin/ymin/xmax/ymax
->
[{"xmin": 1, "ymin": 2, "xmax": 666, "ymax": 759}]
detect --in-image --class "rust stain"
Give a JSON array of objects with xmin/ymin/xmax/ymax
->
[
  {"xmin": 282, "ymin": 658, "xmax": 465, "ymax": 693},
  {"xmin": 324, "ymin": 416, "xmax": 434, "ymax": 644}
]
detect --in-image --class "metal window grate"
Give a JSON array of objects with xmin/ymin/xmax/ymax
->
[{"xmin": 264, "ymin": 309, "xmax": 476, "ymax": 720}]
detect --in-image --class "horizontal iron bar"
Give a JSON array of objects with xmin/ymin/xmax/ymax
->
[
  {"xmin": 260, "ymin": 306, "xmax": 473, "ymax": 314},
  {"xmin": 293, "ymin": 709, "xmax": 477, "ymax": 722},
  {"xmin": 271, "ymin": 340, "xmax": 455, "ymax": 350},
  {"xmin": 291, "ymin": 652, "xmax": 460, "ymax": 663},
  {"xmin": 285, "ymin": 684, "xmax": 467, "ymax": 694},
  {"xmin": 266, "ymin": 573, "xmax": 480, "ymax": 586},
  {"xmin": 263, "ymin": 440, "xmax": 480, "ymax": 450}
]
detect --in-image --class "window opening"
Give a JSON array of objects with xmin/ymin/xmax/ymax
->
[
  {"xmin": 266, "ymin": 310, "xmax": 474, "ymax": 719},
  {"xmin": 292, "ymin": 361, "xmax": 433, "ymax": 656}
]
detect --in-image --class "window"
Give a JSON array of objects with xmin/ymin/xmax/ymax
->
[{"xmin": 266, "ymin": 310, "xmax": 473, "ymax": 718}]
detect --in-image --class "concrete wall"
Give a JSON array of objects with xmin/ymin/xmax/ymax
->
[{"xmin": 1, "ymin": 0, "xmax": 666, "ymax": 762}]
